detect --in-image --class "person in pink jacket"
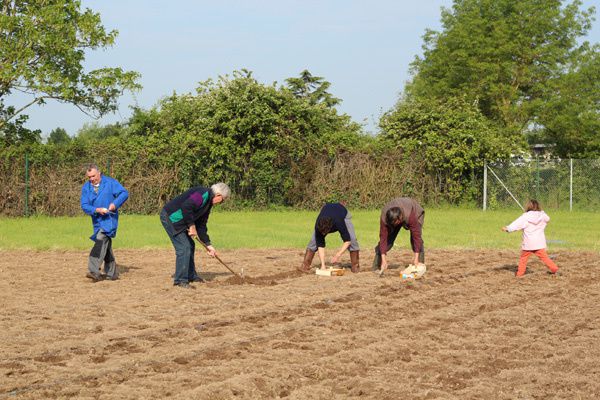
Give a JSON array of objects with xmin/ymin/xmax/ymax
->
[{"xmin": 502, "ymin": 199, "xmax": 559, "ymax": 277}]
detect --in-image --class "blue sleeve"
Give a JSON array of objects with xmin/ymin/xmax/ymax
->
[
  {"xmin": 110, "ymin": 179, "xmax": 129, "ymax": 209},
  {"xmin": 80, "ymin": 184, "xmax": 96, "ymax": 215}
]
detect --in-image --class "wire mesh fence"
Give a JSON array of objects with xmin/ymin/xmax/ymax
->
[
  {"xmin": 0, "ymin": 153, "xmax": 182, "ymax": 217},
  {"xmin": 4, "ymin": 149, "xmax": 600, "ymax": 216},
  {"xmin": 483, "ymin": 159, "xmax": 600, "ymax": 211},
  {"xmin": 0, "ymin": 149, "xmax": 430, "ymax": 216}
]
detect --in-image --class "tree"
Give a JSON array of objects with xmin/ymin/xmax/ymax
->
[
  {"xmin": 137, "ymin": 70, "xmax": 362, "ymax": 205},
  {"xmin": 0, "ymin": 0, "xmax": 141, "ymax": 130},
  {"xmin": 285, "ymin": 70, "xmax": 341, "ymax": 107},
  {"xmin": 76, "ymin": 122, "xmax": 123, "ymax": 142},
  {"xmin": 47, "ymin": 127, "xmax": 70, "ymax": 145},
  {"xmin": 535, "ymin": 45, "xmax": 600, "ymax": 157},
  {"xmin": 407, "ymin": 0, "xmax": 596, "ymax": 146},
  {"xmin": 124, "ymin": 106, "xmax": 160, "ymax": 137},
  {"xmin": 380, "ymin": 97, "xmax": 512, "ymax": 201},
  {"xmin": 0, "ymin": 101, "xmax": 40, "ymax": 145}
]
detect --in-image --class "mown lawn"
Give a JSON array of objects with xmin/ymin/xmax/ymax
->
[{"xmin": 1, "ymin": 209, "xmax": 598, "ymax": 251}]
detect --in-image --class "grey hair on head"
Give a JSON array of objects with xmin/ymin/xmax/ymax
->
[
  {"xmin": 85, "ymin": 163, "xmax": 100, "ymax": 172},
  {"xmin": 211, "ymin": 182, "xmax": 231, "ymax": 200}
]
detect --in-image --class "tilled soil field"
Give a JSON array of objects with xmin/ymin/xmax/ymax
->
[{"xmin": 0, "ymin": 248, "xmax": 599, "ymax": 399}]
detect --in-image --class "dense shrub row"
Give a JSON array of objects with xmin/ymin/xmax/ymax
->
[{"xmin": 0, "ymin": 72, "xmax": 505, "ymax": 216}]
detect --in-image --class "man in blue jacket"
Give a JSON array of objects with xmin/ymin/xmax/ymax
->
[{"xmin": 80, "ymin": 164, "xmax": 129, "ymax": 282}]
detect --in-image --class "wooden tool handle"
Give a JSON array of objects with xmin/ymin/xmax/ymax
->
[{"xmin": 194, "ymin": 236, "xmax": 242, "ymax": 278}]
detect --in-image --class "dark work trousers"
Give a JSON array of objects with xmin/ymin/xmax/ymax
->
[
  {"xmin": 160, "ymin": 209, "xmax": 201, "ymax": 285},
  {"xmin": 88, "ymin": 230, "xmax": 118, "ymax": 279},
  {"xmin": 373, "ymin": 225, "xmax": 425, "ymax": 264}
]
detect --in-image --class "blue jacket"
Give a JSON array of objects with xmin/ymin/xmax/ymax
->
[{"xmin": 80, "ymin": 175, "xmax": 129, "ymax": 241}]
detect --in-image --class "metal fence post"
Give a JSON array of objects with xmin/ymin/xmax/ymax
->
[
  {"xmin": 24, "ymin": 153, "xmax": 29, "ymax": 217},
  {"xmin": 570, "ymin": 158, "xmax": 573, "ymax": 212},
  {"xmin": 483, "ymin": 161, "xmax": 487, "ymax": 211},
  {"xmin": 535, "ymin": 155, "xmax": 540, "ymax": 200}
]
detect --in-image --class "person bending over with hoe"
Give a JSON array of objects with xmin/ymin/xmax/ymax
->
[
  {"xmin": 298, "ymin": 202, "xmax": 360, "ymax": 274},
  {"xmin": 373, "ymin": 197, "xmax": 425, "ymax": 277},
  {"xmin": 160, "ymin": 183, "xmax": 231, "ymax": 289},
  {"xmin": 502, "ymin": 199, "xmax": 559, "ymax": 277},
  {"xmin": 80, "ymin": 163, "xmax": 129, "ymax": 282}
]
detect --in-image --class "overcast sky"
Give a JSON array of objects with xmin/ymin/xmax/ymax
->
[{"xmin": 5, "ymin": 0, "xmax": 600, "ymax": 137}]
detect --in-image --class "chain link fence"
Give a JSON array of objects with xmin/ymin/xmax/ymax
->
[
  {"xmin": 1, "ymin": 149, "xmax": 430, "ymax": 216},
  {"xmin": 4, "ymin": 150, "xmax": 600, "ymax": 215},
  {"xmin": 483, "ymin": 159, "xmax": 600, "ymax": 211},
  {"xmin": 0, "ymin": 153, "xmax": 182, "ymax": 217}
]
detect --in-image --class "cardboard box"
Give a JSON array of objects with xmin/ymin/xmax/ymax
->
[{"xmin": 315, "ymin": 268, "xmax": 345, "ymax": 276}]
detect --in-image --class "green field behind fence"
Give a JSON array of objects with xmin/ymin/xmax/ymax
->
[
  {"xmin": 1, "ymin": 209, "xmax": 598, "ymax": 252},
  {"xmin": 485, "ymin": 159, "xmax": 600, "ymax": 211}
]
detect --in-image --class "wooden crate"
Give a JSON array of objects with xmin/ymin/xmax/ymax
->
[{"xmin": 315, "ymin": 268, "xmax": 345, "ymax": 277}]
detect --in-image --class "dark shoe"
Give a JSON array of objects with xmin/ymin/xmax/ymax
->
[
  {"xmin": 174, "ymin": 282, "xmax": 193, "ymax": 289},
  {"xmin": 104, "ymin": 275, "xmax": 119, "ymax": 281},
  {"xmin": 86, "ymin": 272, "xmax": 102, "ymax": 282},
  {"xmin": 350, "ymin": 250, "xmax": 360, "ymax": 273},
  {"xmin": 172, "ymin": 273, "xmax": 202, "ymax": 282}
]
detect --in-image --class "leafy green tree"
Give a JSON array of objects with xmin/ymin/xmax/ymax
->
[
  {"xmin": 407, "ymin": 0, "xmax": 596, "ymax": 146},
  {"xmin": 380, "ymin": 97, "xmax": 512, "ymax": 201},
  {"xmin": 535, "ymin": 46, "xmax": 600, "ymax": 157},
  {"xmin": 47, "ymin": 127, "xmax": 70, "ymax": 145},
  {"xmin": 137, "ymin": 70, "xmax": 362, "ymax": 206},
  {"xmin": 285, "ymin": 70, "xmax": 341, "ymax": 107},
  {"xmin": 0, "ymin": 101, "xmax": 40, "ymax": 145},
  {"xmin": 0, "ymin": 0, "xmax": 141, "ymax": 130},
  {"xmin": 124, "ymin": 106, "xmax": 160, "ymax": 137},
  {"xmin": 75, "ymin": 122, "xmax": 124, "ymax": 142}
]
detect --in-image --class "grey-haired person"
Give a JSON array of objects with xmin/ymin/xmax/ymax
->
[{"xmin": 160, "ymin": 183, "xmax": 231, "ymax": 288}]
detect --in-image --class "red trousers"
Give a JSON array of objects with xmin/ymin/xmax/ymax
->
[{"xmin": 517, "ymin": 248, "xmax": 559, "ymax": 277}]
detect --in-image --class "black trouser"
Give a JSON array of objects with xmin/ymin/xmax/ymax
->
[{"xmin": 88, "ymin": 230, "xmax": 118, "ymax": 279}]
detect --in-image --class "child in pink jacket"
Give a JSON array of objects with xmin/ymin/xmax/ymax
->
[{"xmin": 502, "ymin": 199, "xmax": 559, "ymax": 277}]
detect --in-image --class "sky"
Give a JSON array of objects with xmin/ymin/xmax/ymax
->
[{"xmin": 5, "ymin": 0, "xmax": 600, "ymax": 137}]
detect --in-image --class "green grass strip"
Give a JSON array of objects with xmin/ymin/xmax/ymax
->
[{"xmin": 0, "ymin": 209, "xmax": 597, "ymax": 251}]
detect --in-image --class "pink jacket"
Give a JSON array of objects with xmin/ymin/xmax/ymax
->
[{"xmin": 506, "ymin": 211, "xmax": 550, "ymax": 250}]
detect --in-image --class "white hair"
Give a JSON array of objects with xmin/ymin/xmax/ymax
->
[
  {"xmin": 85, "ymin": 163, "xmax": 100, "ymax": 173},
  {"xmin": 211, "ymin": 182, "xmax": 231, "ymax": 200}
]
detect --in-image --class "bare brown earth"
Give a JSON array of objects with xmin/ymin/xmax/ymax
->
[{"xmin": 0, "ymin": 248, "xmax": 599, "ymax": 399}]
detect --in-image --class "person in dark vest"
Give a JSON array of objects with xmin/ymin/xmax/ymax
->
[
  {"xmin": 299, "ymin": 202, "xmax": 360, "ymax": 273},
  {"xmin": 373, "ymin": 197, "xmax": 425, "ymax": 275},
  {"xmin": 160, "ymin": 183, "xmax": 231, "ymax": 288},
  {"xmin": 80, "ymin": 163, "xmax": 129, "ymax": 281}
]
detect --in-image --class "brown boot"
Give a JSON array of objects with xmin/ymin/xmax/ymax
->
[
  {"xmin": 298, "ymin": 249, "xmax": 315, "ymax": 273},
  {"xmin": 350, "ymin": 250, "xmax": 360, "ymax": 273}
]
